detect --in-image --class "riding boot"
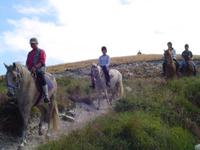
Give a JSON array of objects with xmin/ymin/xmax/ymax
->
[
  {"xmin": 42, "ymin": 85, "xmax": 50, "ymax": 103},
  {"xmin": 106, "ymin": 81, "xmax": 110, "ymax": 87}
]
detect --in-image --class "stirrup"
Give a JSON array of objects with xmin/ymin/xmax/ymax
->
[
  {"xmin": 89, "ymin": 84, "xmax": 95, "ymax": 89},
  {"xmin": 106, "ymin": 82, "xmax": 110, "ymax": 87},
  {"xmin": 44, "ymin": 97, "xmax": 50, "ymax": 103}
]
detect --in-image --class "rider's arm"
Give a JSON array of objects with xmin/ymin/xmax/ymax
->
[
  {"xmin": 35, "ymin": 49, "xmax": 46, "ymax": 68},
  {"xmin": 98, "ymin": 56, "xmax": 102, "ymax": 66},
  {"xmin": 190, "ymin": 51, "xmax": 193, "ymax": 59},
  {"xmin": 26, "ymin": 52, "xmax": 32, "ymax": 70},
  {"xmin": 106, "ymin": 55, "xmax": 110, "ymax": 67}
]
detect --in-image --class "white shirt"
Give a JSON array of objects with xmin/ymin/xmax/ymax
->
[
  {"xmin": 171, "ymin": 48, "xmax": 176, "ymax": 59},
  {"xmin": 98, "ymin": 54, "xmax": 110, "ymax": 67}
]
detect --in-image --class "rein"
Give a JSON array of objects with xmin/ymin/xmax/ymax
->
[{"xmin": 6, "ymin": 67, "xmax": 22, "ymax": 92}]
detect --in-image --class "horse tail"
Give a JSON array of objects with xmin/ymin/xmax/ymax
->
[
  {"xmin": 119, "ymin": 78, "xmax": 124, "ymax": 98},
  {"xmin": 51, "ymin": 96, "xmax": 59, "ymax": 131}
]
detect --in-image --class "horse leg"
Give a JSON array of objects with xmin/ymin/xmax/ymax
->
[
  {"xmin": 20, "ymin": 108, "xmax": 30, "ymax": 147},
  {"xmin": 39, "ymin": 122, "xmax": 43, "ymax": 136},
  {"xmin": 104, "ymin": 90, "xmax": 111, "ymax": 105},
  {"xmin": 38, "ymin": 107, "xmax": 45, "ymax": 136},
  {"xmin": 97, "ymin": 94, "xmax": 100, "ymax": 110},
  {"xmin": 96, "ymin": 91, "xmax": 102, "ymax": 110},
  {"xmin": 46, "ymin": 102, "xmax": 53, "ymax": 138}
]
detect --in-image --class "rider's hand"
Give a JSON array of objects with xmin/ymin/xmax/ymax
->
[{"xmin": 31, "ymin": 66, "xmax": 36, "ymax": 73}]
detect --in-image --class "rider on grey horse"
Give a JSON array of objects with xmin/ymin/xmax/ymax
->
[
  {"xmin": 180, "ymin": 44, "xmax": 196, "ymax": 75},
  {"xmin": 162, "ymin": 42, "xmax": 179, "ymax": 76},
  {"xmin": 26, "ymin": 37, "xmax": 50, "ymax": 103},
  {"xmin": 90, "ymin": 46, "xmax": 111, "ymax": 89}
]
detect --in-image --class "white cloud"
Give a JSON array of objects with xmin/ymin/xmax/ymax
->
[
  {"xmin": 15, "ymin": 6, "xmax": 49, "ymax": 15},
  {"xmin": 1, "ymin": 0, "xmax": 200, "ymax": 66}
]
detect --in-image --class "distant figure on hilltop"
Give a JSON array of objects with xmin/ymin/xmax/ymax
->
[
  {"xmin": 137, "ymin": 50, "xmax": 142, "ymax": 55},
  {"xmin": 162, "ymin": 42, "xmax": 179, "ymax": 76},
  {"xmin": 180, "ymin": 44, "xmax": 196, "ymax": 75},
  {"xmin": 90, "ymin": 46, "xmax": 110, "ymax": 89}
]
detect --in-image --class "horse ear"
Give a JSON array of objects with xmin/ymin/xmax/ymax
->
[
  {"xmin": 4, "ymin": 63, "xmax": 9, "ymax": 70},
  {"xmin": 13, "ymin": 62, "xmax": 16, "ymax": 69}
]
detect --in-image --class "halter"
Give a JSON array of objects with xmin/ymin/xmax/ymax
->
[{"xmin": 6, "ymin": 67, "xmax": 22, "ymax": 94}]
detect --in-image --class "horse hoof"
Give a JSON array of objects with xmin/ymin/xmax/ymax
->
[
  {"xmin": 39, "ymin": 130, "xmax": 43, "ymax": 136},
  {"xmin": 17, "ymin": 145, "xmax": 23, "ymax": 150},
  {"xmin": 45, "ymin": 133, "xmax": 50, "ymax": 140}
]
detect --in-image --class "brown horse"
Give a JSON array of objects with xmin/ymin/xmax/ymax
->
[
  {"xmin": 4, "ymin": 62, "xmax": 59, "ymax": 147},
  {"xmin": 164, "ymin": 49, "xmax": 177, "ymax": 79}
]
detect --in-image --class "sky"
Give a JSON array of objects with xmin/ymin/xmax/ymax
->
[{"xmin": 0, "ymin": 0, "xmax": 200, "ymax": 75}]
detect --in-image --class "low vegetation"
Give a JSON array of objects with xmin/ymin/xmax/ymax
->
[
  {"xmin": 38, "ymin": 76, "xmax": 200, "ymax": 150},
  {"xmin": 1, "ymin": 55, "xmax": 200, "ymax": 149}
]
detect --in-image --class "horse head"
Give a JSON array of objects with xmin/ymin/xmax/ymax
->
[
  {"xmin": 164, "ymin": 49, "xmax": 173, "ymax": 63},
  {"xmin": 4, "ymin": 62, "xmax": 22, "ymax": 97},
  {"xmin": 91, "ymin": 63, "xmax": 101, "ymax": 78}
]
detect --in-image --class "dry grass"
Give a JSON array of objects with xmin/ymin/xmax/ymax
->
[
  {"xmin": 47, "ymin": 54, "xmax": 200, "ymax": 73},
  {"xmin": 47, "ymin": 54, "xmax": 163, "ymax": 73}
]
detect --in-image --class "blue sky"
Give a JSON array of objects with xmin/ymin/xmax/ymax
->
[{"xmin": 0, "ymin": 0, "xmax": 200, "ymax": 75}]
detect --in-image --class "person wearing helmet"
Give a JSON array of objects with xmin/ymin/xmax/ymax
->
[
  {"xmin": 26, "ymin": 37, "xmax": 50, "ymax": 103},
  {"xmin": 162, "ymin": 42, "xmax": 179, "ymax": 76},
  {"xmin": 180, "ymin": 44, "xmax": 196, "ymax": 75},
  {"xmin": 98, "ymin": 46, "xmax": 110, "ymax": 87}
]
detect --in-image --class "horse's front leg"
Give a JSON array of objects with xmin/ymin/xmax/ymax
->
[
  {"xmin": 46, "ymin": 102, "xmax": 53, "ymax": 138},
  {"xmin": 97, "ymin": 94, "xmax": 100, "ymax": 110},
  {"xmin": 20, "ymin": 109, "xmax": 30, "ymax": 147},
  {"xmin": 96, "ymin": 91, "xmax": 102, "ymax": 110},
  {"xmin": 38, "ymin": 107, "xmax": 45, "ymax": 136},
  {"xmin": 104, "ymin": 90, "xmax": 111, "ymax": 105}
]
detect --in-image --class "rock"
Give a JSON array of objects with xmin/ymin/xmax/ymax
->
[
  {"xmin": 195, "ymin": 144, "xmax": 200, "ymax": 150},
  {"xmin": 125, "ymin": 86, "xmax": 132, "ymax": 92},
  {"xmin": 60, "ymin": 114, "xmax": 75, "ymax": 122}
]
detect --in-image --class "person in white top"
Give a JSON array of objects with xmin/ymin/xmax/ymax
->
[
  {"xmin": 98, "ymin": 46, "xmax": 110, "ymax": 87},
  {"xmin": 90, "ymin": 46, "xmax": 111, "ymax": 89},
  {"xmin": 162, "ymin": 42, "xmax": 179, "ymax": 76}
]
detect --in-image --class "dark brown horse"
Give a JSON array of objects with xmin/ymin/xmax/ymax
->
[
  {"xmin": 164, "ymin": 49, "xmax": 177, "ymax": 79},
  {"xmin": 180, "ymin": 57, "xmax": 195, "ymax": 76}
]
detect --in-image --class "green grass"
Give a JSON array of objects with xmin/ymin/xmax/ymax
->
[
  {"xmin": 37, "ymin": 77, "xmax": 200, "ymax": 150},
  {"xmin": 56, "ymin": 77, "xmax": 91, "ymax": 111}
]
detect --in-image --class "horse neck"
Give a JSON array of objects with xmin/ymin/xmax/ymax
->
[
  {"xmin": 166, "ymin": 52, "xmax": 173, "ymax": 63},
  {"xmin": 17, "ymin": 66, "xmax": 36, "ymax": 96},
  {"xmin": 94, "ymin": 67, "xmax": 106, "ymax": 87}
]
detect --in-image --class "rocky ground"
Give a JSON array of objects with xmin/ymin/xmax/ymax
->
[
  {"xmin": 54, "ymin": 60, "xmax": 200, "ymax": 78},
  {"xmin": 0, "ymin": 60, "xmax": 200, "ymax": 150}
]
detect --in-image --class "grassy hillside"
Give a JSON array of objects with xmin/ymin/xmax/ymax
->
[
  {"xmin": 1, "ymin": 55, "xmax": 200, "ymax": 149},
  {"xmin": 47, "ymin": 54, "xmax": 200, "ymax": 73},
  {"xmin": 38, "ymin": 76, "xmax": 200, "ymax": 150}
]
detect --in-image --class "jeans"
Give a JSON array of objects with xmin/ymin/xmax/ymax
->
[
  {"xmin": 101, "ymin": 66, "xmax": 110, "ymax": 83},
  {"xmin": 36, "ymin": 67, "xmax": 46, "ymax": 86}
]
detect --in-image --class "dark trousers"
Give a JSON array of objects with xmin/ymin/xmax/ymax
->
[
  {"xmin": 101, "ymin": 66, "xmax": 110, "ymax": 83},
  {"xmin": 36, "ymin": 70, "xmax": 46, "ymax": 86}
]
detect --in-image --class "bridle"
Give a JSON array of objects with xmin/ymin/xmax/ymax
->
[{"xmin": 6, "ymin": 67, "xmax": 22, "ymax": 96}]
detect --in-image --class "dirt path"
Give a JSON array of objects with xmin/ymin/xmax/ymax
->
[{"xmin": 0, "ymin": 99, "xmax": 112, "ymax": 150}]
